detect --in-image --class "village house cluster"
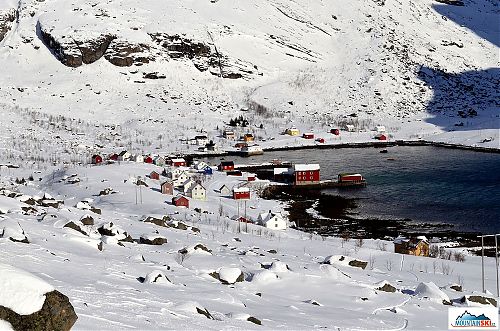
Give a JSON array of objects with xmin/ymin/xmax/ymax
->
[{"xmin": 90, "ymin": 151, "xmax": 289, "ymax": 230}]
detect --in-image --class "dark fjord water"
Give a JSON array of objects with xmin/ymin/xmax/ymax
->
[{"xmin": 223, "ymin": 146, "xmax": 500, "ymax": 233}]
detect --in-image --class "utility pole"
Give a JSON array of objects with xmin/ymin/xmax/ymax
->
[
  {"xmin": 244, "ymin": 200, "xmax": 248, "ymax": 233},
  {"xmin": 477, "ymin": 234, "xmax": 500, "ymax": 296}
]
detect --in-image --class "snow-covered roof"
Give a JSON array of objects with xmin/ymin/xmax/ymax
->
[
  {"xmin": 171, "ymin": 158, "xmax": 186, "ymax": 162},
  {"xmin": 293, "ymin": 164, "xmax": 320, "ymax": 171},
  {"xmin": 274, "ymin": 168, "xmax": 290, "ymax": 175},
  {"xmin": 233, "ymin": 187, "xmax": 250, "ymax": 193}
]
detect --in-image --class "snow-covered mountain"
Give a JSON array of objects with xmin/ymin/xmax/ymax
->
[{"xmin": 0, "ymin": 0, "xmax": 498, "ymax": 155}]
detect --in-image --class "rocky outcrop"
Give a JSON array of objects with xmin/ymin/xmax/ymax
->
[
  {"xmin": 139, "ymin": 236, "xmax": 167, "ymax": 245},
  {"xmin": 0, "ymin": 9, "xmax": 16, "ymax": 43},
  {"xmin": 76, "ymin": 35, "xmax": 115, "ymax": 64},
  {"xmin": 104, "ymin": 39, "xmax": 152, "ymax": 67},
  {"xmin": 0, "ymin": 290, "xmax": 77, "ymax": 331}
]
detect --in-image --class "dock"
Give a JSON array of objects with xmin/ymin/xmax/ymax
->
[{"xmin": 267, "ymin": 179, "xmax": 366, "ymax": 190}]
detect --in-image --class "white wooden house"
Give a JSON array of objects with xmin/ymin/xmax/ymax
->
[
  {"xmin": 118, "ymin": 151, "xmax": 131, "ymax": 161},
  {"xmin": 189, "ymin": 183, "xmax": 206, "ymax": 200},
  {"xmin": 257, "ymin": 211, "xmax": 287, "ymax": 230},
  {"xmin": 133, "ymin": 154, "xmax": 144, "ymax": 163},
  {"xmin": 173, "ymin": 171, "xmax": 191, "ymax": 187},
  {"xmin": 219, "ymin": 184, "xmax": 231, "ymax": 195},
  {"xmin": 181, "ymin": 178, "xmax": 195, "ymax": 193}
]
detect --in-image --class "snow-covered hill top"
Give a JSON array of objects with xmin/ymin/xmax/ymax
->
[{"xmin": 0, "ymin": 0, "xmax": 498, "ymax": 153}]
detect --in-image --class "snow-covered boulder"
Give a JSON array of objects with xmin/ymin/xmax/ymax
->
[
  {"xmin": 0, "ymin": 263, "xmax": 77, "ymax": 330},
  {"xmin": 375, "ymin": 280, "xmax": 397, "ymax": 293},
  {"xmin": 210, "ymin": 267, "xmax": 244, "ymax": 285},
  {"xmin": 269, "ymin": 261, "xmax": 290, "ymax": 273},
  {"xmin": 139, "ymin": 270, "xmax": 173, "ymax": 286},
  {"xmin": 139, "ymin": 234, "xmax": 167, "ymax": 245},
  {"xmin": 323, "ymin": 255, "xmax": 368, "ymax": 270},
  {"xmin": 0, "ymin": 220, "xmax": 28, "ymax": 243},
  {"xmin": 97, "ymin": 222, "xmax": 131, "ymax": 241},
  {"xmin": 174, "ymin": 302, "xmax": 214, "ymax": 320},
  {"xmin": 251, "ymin": 270, "xmax": 279, "ymax": 284},
  {"xmin": 0, "ymin": 196, "xmax": 26, "ymax": 214},
  {"xmin": 178, "ymin": 243, "xmax": 212, "ymax": 256},
  {"xmin": 415, "ymin": 282, "xmax": 451, "ymax": 305}
]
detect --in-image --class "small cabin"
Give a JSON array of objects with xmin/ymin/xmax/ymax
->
[
  {"xmin": 338, "ymin": 173, "xmax": 364, "ymax": 183},
  {"xmin": 344, "ymin": 124, "xmax": 356, "ymax": 132},
  {"xmin": 223, "ymin": 130, "xmax": 236, "ymax": 140},
  {"xmin": 219, "ymin": 184, "xmax": 231, "ymax": 195},
  {"xmin": 375, "ymin": 125, "xmax": 386, "ymax": 133},
  {"xmin": 330, "ymin": 128, "xmax": 340, "ymax": 135},
  {"xmin": 172, "ymin": 171, "xmax": 190, "ymax": 187},
  {"xmin": 247, "ymin": 175, "xmax": 256, "ymax": 182},
  {"xmin": 234, "ymin": 142, "xmax": 248, "ymax": 149},
  {"xmin": 194, "ymin": 135, "xmax": 209, "ymax": 146},
  {"xmin": 189, "ymin": 183, "xmax": 206, "ymax": 201},
  {"xmin": 154, "ymin": 156, "xmax": 166, "ymax": 167},
  {"xmin": 171, "ymin": 158, "xmax": 187, "ymax": 167},
  {"xmin": 150, "ymin": 171, "xmax": 160, "ymax": 180},
  {"xmin": 134, "ymin": 155, "xmax": 144, "ymax": 163},
  {"xmin": 233, "ymin": 187, "xmax": 250, "ymax": 200},
  {"xmin": 109, "ymin": 153, "xmax": 119, "ymax": 161},
  {"xmin": 118, "ymin": 151, "xmax": 131, "ymax": 161},
  {"xmin": 316, "ymin": 138, "xmax": 325, "ymax": 144},
  {"xmin": 203, "ymin": 166, "xmax": 213, "ymax": 175},
  {"xmin": 375, "ymin": 133, "xmax": 387, "ymax": 141},
  {"xmin": 302, "ymin": 133, "xmax": 314, "ymax": 139},
  {"xmin": 257, "ymin": 211, "xmax": 287, "ymax": 230},
  {"xmin": 243, "ymin": 134, "xmax": 255, "ymax": 142},
  {"xmin": 394, "ymin": 236, "xmax": 429, "ymax": 257},
  {"xmin": 91, "ymin": 155, "xmax": 103, "ymax": 165},
  {"xmin": 160, "ymin": 181, "xmax": 174, "ymax": 195},
  {"xmin": 172, "ymin": 195, "xmax": 189, "ymax": 208},
  {"xmin": 219, "ymin": 161, "xmax": 235, "ymax": 172},
  {"xmin": 285, "ymin": 127, "xmax": 300, "ymax": 136},
  {"xmin": 293, "ymin": 164, "xmax": 320, "ymax": 185},
  {"xmin": 144, "ymin": 156, "xmax": 154, "ymax": 164}
]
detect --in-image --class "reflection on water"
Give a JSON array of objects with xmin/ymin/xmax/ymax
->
[{"xmin": 206, "ymin": 146, "xmax": 500, "ymax": 233}]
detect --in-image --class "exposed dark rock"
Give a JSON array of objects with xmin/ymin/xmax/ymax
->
[
  {"xmin": 9, "ymin": 236, "xmax": 29, "ymax": 244},
  {"xmin": 348, "ymin": 260, "xmax": 368, "ymax": 269},
  {"xmin": 119, "ymin": 234, "xmax": 134, "ymax": 243},
  {"xmin": 450, "ymin": 284, "xmax": 462, "ymax": 292},
  {"xmin": 21, "ymin": 206, "xmax": 38, "ymax": 215},
  {"xmin": 143, "ymin": 72, "xmax": 166, "ymax": 79},
  {"xmin": 268, "ymin": 249, "xmax": 277, "ymax": 254},
  {"xmin": 63, "ymin": 221, "xmax": 87, "ymax": 235},
  {"xmin": 191, "ymin": 227, "xmax": 200, "ymax": 233},
  {"xmin": 460, "ymin": 295, "xmax": 497, "ymax": 307},
  {"xmin": 79, "ymin": 215, "xmax": 94, "ymax": 226},
  {"xmin": 377, "ymin": 283, "xmax": 397, "ymax": 293},
  {"xmin": 0, "ymin": 290, "xmax": 78, "ymax": 331},
  {"xmin": 90, "ymin": 207, "xmax": 101, "ymax": 215},
  {"xmin": 435, "ymin": 0, "xmax": 464, "ymax": 5},
  {"xmin": 196, "ymin": 307, "xmax": 214, "ymax": 320},
  {"xmin": 144, "ymin": 216, "xmax": 166, "ymax": 227},
  {"xmin": 104, "ymin": 39, "xmax": 152, "ymax": 67},
  {"xmin": 37, "ymin": 22, "xmax": 83, "ymax": 67},
  {"xmin": 139, "ymin": 236, "xmax": 167, "ymax": 245},
  {"xmin": 97, "ymin": 224, "xmax": 114, "ymax": 236},
  {"xmin": 193, "ymin": 243, "xmax": 211, "ymax": 253},
  {"xmin": 247, "ymin": 316, "xmax": 262, "ymax": 325},
  {"xmin": 209, "ymin": 270, "xmax": 244, "ymax": 285}
]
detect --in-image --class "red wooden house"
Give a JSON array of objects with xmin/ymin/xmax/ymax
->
[
  {"xmin": 172, "ymin": 195, "xmax": 189, "ymax": 208},
  {"xmin": 150, "ymin": 171, "xmax": 160, "ymax": 180},
  {"xmin": 219, "ymin": 161, "xmax": 235, "ymax": 172},
  {"xmin": 91, "ymin": 155, "xmax": 103, "ymax": 165},
  {"xmin": 233, "ymin": 187, "xmax": 250, "ymax": 200},
  {"xmin": 338, "ymin": 173, "xmax": 364, "ymax": 183},
  {"xmin": 330, "ymin": 128, "xmax": 340, "ymax": 135},
  {"xmin": 316, "ymin": 138, "xmax": 325, "ymax": 143},
  {"xmin": 302, "ymin": 133, "xmax": 314, "ymax": 139},
  {"xmin": 144, "ymin": 156, "xmax": 154, "ymax": 164},
  {"xmin": 160, "ymin": 181, "xmax": 174, "ymax": 195},
  {"xmin": 171, "ymin": 158, "xmax": 187, "ymax": 167},
  {"xmin": 292, "ymin": 164, "xmax": 320, "ymax": 185},
  {"xmin": 375, "ymin": 133, "xmax": 387, "ymax": 141},
  {"xmin": 247, "ymin": 175, "xmax": 256, "ymax": 182},
  {"xmin": 109, "ymin": 153, "xmax": 119, "ymax": 161}
]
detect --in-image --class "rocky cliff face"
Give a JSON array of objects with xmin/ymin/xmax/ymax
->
[{"xmin": 0, "ymin": 8, "xmax": 16, "ymax": 42}]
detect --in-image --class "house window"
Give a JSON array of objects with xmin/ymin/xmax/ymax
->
[{"xmin": 275, "ymin": 224, "xmax": 278, "ymax": 227}]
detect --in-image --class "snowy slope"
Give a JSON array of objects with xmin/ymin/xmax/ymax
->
[
  {"xmin": 0, "ymin": 0, "xmax": 497, "ymax": 158},
  {"xmin": 0, "ymin": 161, "xmax": 498, "ymax": 330}
]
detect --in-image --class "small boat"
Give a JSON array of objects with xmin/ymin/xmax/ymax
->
[
  {"xmin": 380, "ymin": 149, "xmax": 388, "ymax": 153},
  {"xmin": 387, "ymin": 158, "xmax": 396, "ymax": 161}
]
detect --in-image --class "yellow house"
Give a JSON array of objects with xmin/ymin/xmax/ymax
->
[
  {"xmin": 243, "ymin": 134, "xmax": 254, "ymax": 142},
  {"xmin": 285, "ymin": 127, "xmax": 300, "ymax": 136},
  {"xmin": 394, "ymin": 236, "xmax": 429, "ymax": 257}
]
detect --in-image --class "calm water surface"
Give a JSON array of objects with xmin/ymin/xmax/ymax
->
[{"xmin": 218, "ymin": 146, "xmax": 500, "ymax": 233}]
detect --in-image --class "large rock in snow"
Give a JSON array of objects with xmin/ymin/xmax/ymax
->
[
  {"xmin": 210, "ymin": 267, "xmax": 244, "ymax": 285},
  {"xmin": 0, "ymin": 8, "xmax": 15, "ymax": 43},
  {"xmin": 415, "ymin": 282, "xmax": 451, "ymax": 305},
  {"xmin": 0, "ymin": 264, "xmax": 77, "ymax": 331},
  {"xmin": 322, "ymin": 255, "xmax": 368, "ymax": 270}
]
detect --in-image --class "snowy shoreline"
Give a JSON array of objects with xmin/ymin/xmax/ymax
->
[{"xmin": 192, "ymin": 139, "xmax": 500, "ymax": 159}]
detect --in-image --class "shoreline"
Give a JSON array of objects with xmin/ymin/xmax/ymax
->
[{"xmin": 193, "ymin": 139, "xmax": 500, "ymax": 158}]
